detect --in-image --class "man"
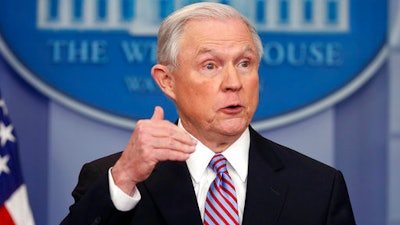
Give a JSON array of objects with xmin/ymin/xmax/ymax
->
[{"xmin": 61, "ymin": 2, "xmax": 356, "ymax": 225}]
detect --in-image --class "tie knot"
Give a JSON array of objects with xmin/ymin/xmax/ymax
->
[{"xmin": 209, "ymin": 154, "xmax": 227, "ymax": 174}]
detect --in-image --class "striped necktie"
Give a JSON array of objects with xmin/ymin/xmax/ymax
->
[{"xmin": 204, "ymin": 154, "xmax": 239, "ymax": 225}]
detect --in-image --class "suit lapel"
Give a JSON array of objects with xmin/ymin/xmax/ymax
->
[
  {"xmin": 143, "ymin": 161, "xmax": 203, "ymax": 225},
  {"xmin": 242, "ymin": 128, "xmax": 288, "ymax": 225}
]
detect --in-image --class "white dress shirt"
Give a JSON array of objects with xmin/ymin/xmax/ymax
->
[
  {"xmin": 108, "ymin": 122, "xmax": 250, "ymax": 224},
  {"xmin": 185, "ymin": 126, "xmax": 249, "ymax": 223}
]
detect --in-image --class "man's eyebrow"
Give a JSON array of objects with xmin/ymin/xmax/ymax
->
[
  {"xmin": 196, "ymin": 47, "xmax": 214, "ymax": 56},
  {"xmin": 243, "ymin": 45, "xmax": 257, "ymax": 54},
  {"xmin": 196, "ymin": 45, "xmax": 256, "ymax": 56}
]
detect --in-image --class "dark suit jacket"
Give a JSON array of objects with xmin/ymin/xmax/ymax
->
[{"xmin": 61, "ymin": 127, "xmax": 356, "ymax": 225}]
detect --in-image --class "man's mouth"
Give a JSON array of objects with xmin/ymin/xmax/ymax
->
[{"xmin": 222, "ymin": 104, "xmax": 243, "ymax": 114}]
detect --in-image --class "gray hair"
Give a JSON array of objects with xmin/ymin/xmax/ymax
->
[{"xmin": 156, "ymin": 2, "xmax": 264, "ymax": 68}]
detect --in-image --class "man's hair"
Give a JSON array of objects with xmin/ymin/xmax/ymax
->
[{"xmin": 156, "ymin": 2, "xmax": 264, "ymax": 68}]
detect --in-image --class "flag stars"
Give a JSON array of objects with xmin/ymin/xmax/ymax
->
[
  {"xmin": 0, "ymin": 122, "xmax": 15, "ymax": 147},
  {"xmin": 0, "ymin": 154, "xmax": 10, "ymax": 175},
  {"xmin": 0, "ymin": 99, "xmax": 8, "ymax": 115}
]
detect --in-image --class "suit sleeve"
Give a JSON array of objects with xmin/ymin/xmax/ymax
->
[
  {"xmin": 326, "ymin": 170, "xmax": 356, "ymax": 225},
  {"xmin": 60, "ymin": 162, "xmax": 134, "ymax": 225}
]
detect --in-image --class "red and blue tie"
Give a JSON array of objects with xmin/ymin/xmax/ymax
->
[{"xmin": 204, "ymin": 154, "xmax": 239, "ymax": 225}]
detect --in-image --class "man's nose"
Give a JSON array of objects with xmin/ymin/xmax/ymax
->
[{"xmin": 222, "ymin": 64, "xmax": 242, "ymax": 91}]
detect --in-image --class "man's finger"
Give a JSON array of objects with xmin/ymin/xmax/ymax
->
[{"xmin": 151, "ymin": 106, "xmax": 164, "ymax": 120}]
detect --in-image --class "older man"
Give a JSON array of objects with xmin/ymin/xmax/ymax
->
[{"xmin": 61, "ymin": 2, "xmax": 356, "ymax": 225}]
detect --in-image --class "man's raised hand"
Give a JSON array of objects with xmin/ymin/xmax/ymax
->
[{"xmin": 111, "ymin": 106, "xmax": 197, "ymax": 195}]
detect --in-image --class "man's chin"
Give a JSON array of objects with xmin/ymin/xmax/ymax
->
[{"xmin": 218, "ymin": 119, "xmax": 248, "ymax": 136}]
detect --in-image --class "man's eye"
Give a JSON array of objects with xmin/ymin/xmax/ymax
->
[
  {"xmin": 240, "ymin": 61, "xmax": 249, "ymax": 67},
  {"xmin": 205, "ymin": 63, "xmax": 215, "ymax": 70}
]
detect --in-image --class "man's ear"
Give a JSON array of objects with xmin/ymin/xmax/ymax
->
[{"xmin": 151, "ymin": 64, "xmax": 176, "ymax": 100}]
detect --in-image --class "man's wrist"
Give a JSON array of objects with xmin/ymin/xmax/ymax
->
[{"xmin": 108, "ymin": 168, "xmax": 141, "ymax": 211}]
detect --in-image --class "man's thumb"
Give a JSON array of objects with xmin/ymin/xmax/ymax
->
[{"xmin": 151, "ymin": 106, "xmax": 164, "ymax": 120}]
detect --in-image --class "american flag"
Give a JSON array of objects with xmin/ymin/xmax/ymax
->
[{"xmin": 0, "ymin": 91, "xmax": 35, "ymax": 225}]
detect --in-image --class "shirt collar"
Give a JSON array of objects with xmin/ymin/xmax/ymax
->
[{"xmin": 179, "ymin": 120, "xmax": 250, "ymax": 184}]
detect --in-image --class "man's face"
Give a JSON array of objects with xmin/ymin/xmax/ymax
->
[{"xmin": 169, "ymin": 18, "xmax": 259, "ymax": 149}]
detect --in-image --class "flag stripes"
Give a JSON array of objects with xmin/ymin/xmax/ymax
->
[{"xmin": 0, "ymin": 92, "xmax": 35, "ymax": 225}]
